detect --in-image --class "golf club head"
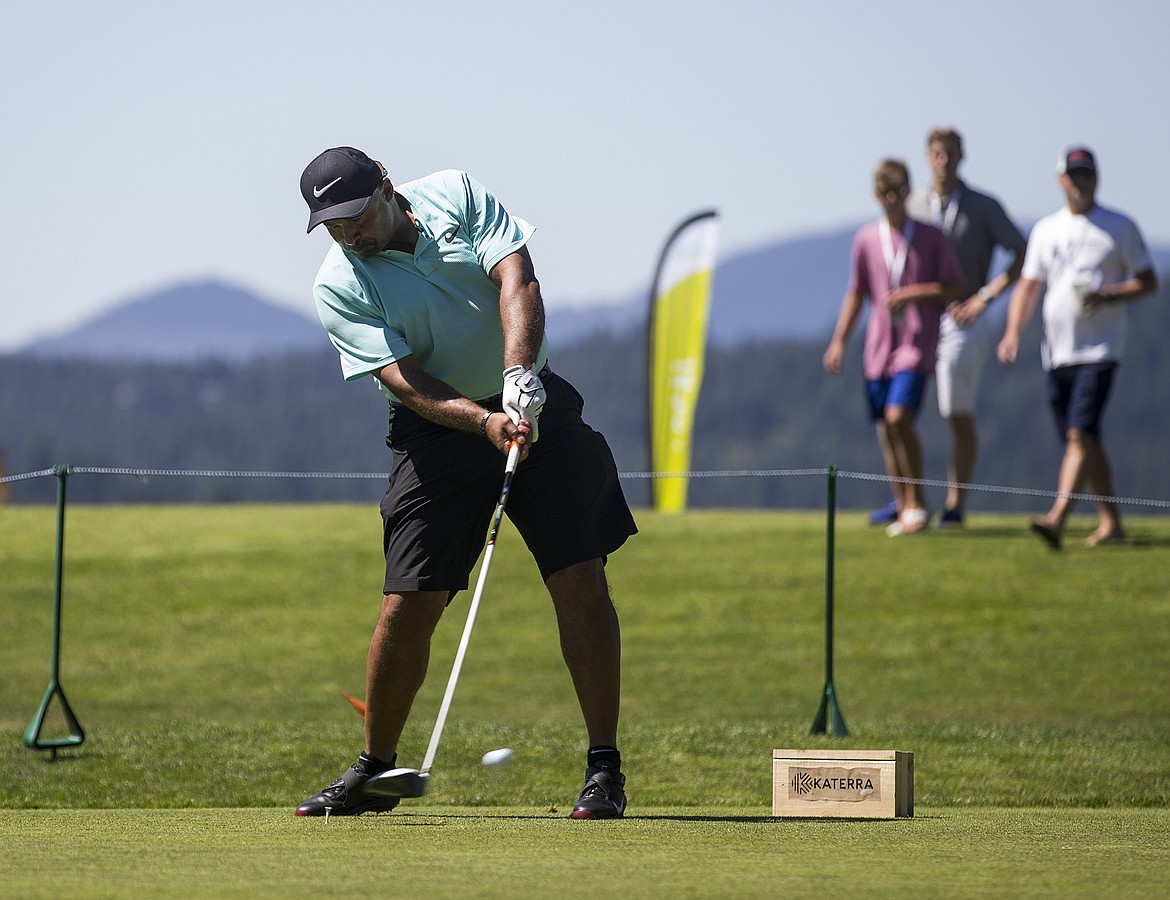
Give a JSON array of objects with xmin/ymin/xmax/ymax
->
[{"xmin": 365, "ymin": 767, "xmax": 429, "ymax": 799}]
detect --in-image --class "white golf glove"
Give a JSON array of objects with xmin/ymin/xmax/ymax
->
[{"xmin": 501, "ymin": 365, "xmax": 546, "ymax": 442}]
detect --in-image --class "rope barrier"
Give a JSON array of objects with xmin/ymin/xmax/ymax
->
[
  {"xmin": 9, "ymin": 460, "xmax": 1166, "ymax": 757},
  {"xmin": 619, "ymin": 468, "xmax": 827, "ymax": 479},
  {"xmin": 71, "ymin": 466, "xmax": 387, "ymax": 480},
  {"xmin": 3, "ymin": 465, "xmax": 1169, "ymax": 510},
  {"xmin": 1, "ymin": 467, "xmax": 59, "ymax": 483},
  {"xmin": 832, "ymin": 470, "xmax": 1170, "ymax": 511}
]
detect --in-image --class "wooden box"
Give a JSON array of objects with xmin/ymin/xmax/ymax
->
[{"xmin": 772, "ymin": 749, "xmax": 913, "ymax": 818}]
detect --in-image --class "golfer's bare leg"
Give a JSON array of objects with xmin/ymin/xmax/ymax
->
[
  {"xmin": 547, "ymin": 559, "xmax": 621, "ymax": 748},
  {"xmin": 364, "ymin": 590, "xmax": 447, "ymax": 762}
]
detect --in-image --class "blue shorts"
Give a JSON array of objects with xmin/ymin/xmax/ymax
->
[
  {"xmin": 865, "ymin": 371, "xmax": 928, "ymax": 421},
  {"xmin": 1047, "ymin": 362, "xmax": 1116, "ymax": 440}
]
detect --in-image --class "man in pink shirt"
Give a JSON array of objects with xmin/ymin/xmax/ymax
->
[{"xmin": 824, "ymin": 160, "xmax": 965, "ymax": 535}]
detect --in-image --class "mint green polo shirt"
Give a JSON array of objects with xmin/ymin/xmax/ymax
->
[{"xmin": 313, "ymin": 169, "xmax": 549, "ymax": 402}]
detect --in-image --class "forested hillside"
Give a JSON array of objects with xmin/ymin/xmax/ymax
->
[{"xmin": 2, "ymin": 280, "xmax": 1167, "ymax": 514}]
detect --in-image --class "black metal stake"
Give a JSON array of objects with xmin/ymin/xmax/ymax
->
[
  {"xmin": 24, "ymin": 464, "xmax": 86, "ymax": 757},
  {"xmin": 811, "ymin": 465, "xmax": 848, "ymax": 736}
]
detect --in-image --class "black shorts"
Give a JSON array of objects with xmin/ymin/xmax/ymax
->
[
  {"xmin": 1046, "ymin": 362, "xmax": 1116, "ymax": 440},
  {"xmin": 379, "ymin": 368, "xmax": 637, "ymax": 597}
]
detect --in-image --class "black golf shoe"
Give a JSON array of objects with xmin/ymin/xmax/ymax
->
[
  {"xmin": 570, "ymin": 767, "xmax": 627, "ymax": 819},
  {"xmin": 295, "ymin": 758, "xmax": 400, "ymax": 817}
]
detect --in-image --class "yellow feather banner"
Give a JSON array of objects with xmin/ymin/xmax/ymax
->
[{"xmin": 648, "ymin": 211, "xmax": 719, "ymax": 513}]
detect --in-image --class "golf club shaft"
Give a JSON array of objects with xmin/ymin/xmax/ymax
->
[{"xmin": 420, "ymin": 441, "xmax": 522, "ymax": 775}]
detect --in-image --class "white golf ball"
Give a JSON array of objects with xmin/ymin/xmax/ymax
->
[{"xmin": 481, "ymin": 748, "xmax": 514, "ymax": 767}]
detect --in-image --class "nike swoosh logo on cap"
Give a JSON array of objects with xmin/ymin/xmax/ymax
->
[{"xmin": 313, "ymin": 177, "xmax": 343, "ymax": 199}]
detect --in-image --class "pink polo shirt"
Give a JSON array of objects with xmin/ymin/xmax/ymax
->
[{"xmin": 847, "ymin": 218, "xmax": 963, "ymax": 380}]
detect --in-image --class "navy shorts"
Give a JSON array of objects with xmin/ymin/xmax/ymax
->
[
  {"xmin": 865, "ymin": 371, "xmax": 928, "ymax": 421},
  {"xmin": 379, "ymin": 368, "xmax": 637, "ymax": 597},
  {"xmin": 1047, "ymin": 362, "xmax": 1116, "ymax": 440}
]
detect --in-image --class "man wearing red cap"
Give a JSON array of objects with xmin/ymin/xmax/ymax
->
[{"xmin": 998, "ymin": 147, "xmax": 1158, "ymax": 549}]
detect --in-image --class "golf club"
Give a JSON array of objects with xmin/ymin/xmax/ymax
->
[{"xmin": 366, "ymin": 440, "xmax": 523, "ymax": 799}]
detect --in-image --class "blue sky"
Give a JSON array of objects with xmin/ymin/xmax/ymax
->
[{"xmin": 3, "ymin": 0, "xmax": 1167, "ymax": 350}]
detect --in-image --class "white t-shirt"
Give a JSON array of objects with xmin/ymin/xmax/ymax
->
[{"xmin": 1022, "ymin": 204, "xmax": 1152, "ymax": 370}]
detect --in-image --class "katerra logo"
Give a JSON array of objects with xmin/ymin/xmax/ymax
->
[{"xmin": 789, "ymin": 766, "xmax": 880, "ymax": 802}]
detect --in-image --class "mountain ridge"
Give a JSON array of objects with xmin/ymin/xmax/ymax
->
[
  {"xmin": 18, "ymin": 227, "xmax": 864, "ymax": 362},
  {"xmin": 17, "ymin": 229, "xmax": 1169, "ymax": 362},
  {"xmin": 24, "ymin": 281, "xmax": 327, "ymax": 362}
]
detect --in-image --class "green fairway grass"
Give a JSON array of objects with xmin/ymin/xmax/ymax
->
[
  {"xmin": 2, "ymin": 807, "xmax": 1168, "ymax": 899},
  {"xmin": 2, "ymin": 504, "xmax": 1168, "ymax": 895}
]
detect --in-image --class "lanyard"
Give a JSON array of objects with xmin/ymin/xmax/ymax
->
[
  {"xmin": 928, "ymin": 186, "xmax": 962, "ymax": 235},
  {"xmin": 878, "ymin": 218, "xmax": 915, "ymax": 290}
]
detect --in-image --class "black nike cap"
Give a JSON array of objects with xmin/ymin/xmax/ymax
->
[{"xmin": 300, "ymin": 147, "xmax": 384, "ymax": 233}]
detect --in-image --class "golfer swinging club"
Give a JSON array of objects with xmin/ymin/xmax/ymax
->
[{"xmin": 296, "ymin": 148, "xmax": 637, "ymax": 819}]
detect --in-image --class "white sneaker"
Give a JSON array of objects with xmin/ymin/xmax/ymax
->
[{"xmin": 887, "ymin": 507, "xmax": 929, "ymax": 537}]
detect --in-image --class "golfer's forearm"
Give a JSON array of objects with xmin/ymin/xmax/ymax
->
[
  {"xmin": 492, "ymin": 248, "xmax": 546, "ymax": 370},
  {"xmin": 500, "ymin": 284, "xmax": 545, "ymax": 370},
  {"xmin": 377, "ymin": 361, "xmax": 488, "ymax": 435},
  {"xmin": 405, "ymin": 393, "xmax": 490, "ymax": 436}
]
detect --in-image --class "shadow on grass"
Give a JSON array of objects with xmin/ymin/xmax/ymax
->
[
  {"xmin": 29, "ymin": 750, "xmax": 104, "ymax": 764},
  {"xmin": 627, "ymin": 815, "xmax": 935, "ymax": 824},
  {"xmin": 392, "ymin": 812, "xmax": 932, "ymax": 824},
  {"xmin": 930, "ymin": 526, "xmax": 1170, "ymax": 549}
]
